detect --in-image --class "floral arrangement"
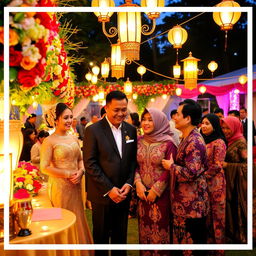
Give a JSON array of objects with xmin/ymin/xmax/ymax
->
[
  {"xmin": 75, "ymin": 81, "xmax": 175, "ymax": 98},
  {"xmin": 0, "ymin": 0, "xmax": 76, "ymax": 115},
  {"xmin": 13, "ymin": 161, "xmax": 42, "ymax": 199}
]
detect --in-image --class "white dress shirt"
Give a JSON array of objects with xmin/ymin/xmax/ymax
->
[{"xmin": 106, "ymin": 116, "xmax": 122, "ymax": 158}]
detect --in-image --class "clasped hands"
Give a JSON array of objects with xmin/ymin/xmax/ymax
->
[
  {"xmin": 136, "ymin": 182, "xmax": 157, "ymax": 203},
  {"xmin": 108, "ymin": 184, "xmax": 131, "ymax": 204},
  {"xmin": 68, "ymin": 169, "xmax": 84, "ymax": 184}
]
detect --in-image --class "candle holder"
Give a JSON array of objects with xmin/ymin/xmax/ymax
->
[{"xmin": 14, "ymin": 198, "xmax": 33, "ymax": 237}]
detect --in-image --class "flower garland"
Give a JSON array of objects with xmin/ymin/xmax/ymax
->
[
  {"xmin": 0, "ymin": 0, "xmax": 76, "ymax": 114},
  {"xmin": 13, "ymin": 161, "xmax": 42, "ymax": 199}
]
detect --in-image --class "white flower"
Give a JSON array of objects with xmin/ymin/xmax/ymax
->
[
  {"xmin": 26, "ymin": 184, "xmax": 34, "ymax": 191},
  {"xmin": 22, "ymin": 45, "xmax": 41, "ymax": 63},
  {"xmin": 21, "ymin": 17, "xmax": 35, "ymax": 30}
]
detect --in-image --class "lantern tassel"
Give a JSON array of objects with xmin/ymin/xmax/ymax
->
[{"xmin": 224, "ymin": 30, "xmax": 228, "ymax": 52}]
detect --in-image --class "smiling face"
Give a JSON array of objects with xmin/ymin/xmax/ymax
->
[
  {"xmin": 105, "ymin": 98, "xmax": 128, "ymax": 128},
  {"xmin": 56, "ymin": 108, "xmax": 73, "ymax": 132},
  {"xmin": 221, "ymin": 122, "xmax": 233, "ymax": 140},
  {"xmin": 141, "ymin": 112, "xmax": 154, "ymax": 134},
  {"xmin": 201, "ymin": 118, "xmax": 214, "ymax": 136}
]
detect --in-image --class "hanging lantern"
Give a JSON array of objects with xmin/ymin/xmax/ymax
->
[
  {"xmin": 173, "ymin": 63, "xmax": 181, "ymax": 78},
  {"xmin": 85, "ymin": 72, "xmax": 92, "ymax": 81},
  {"xmin": 213, "ymin": 0, "xmax": 241, "ymax": 31},
  {"xmin": 124, "ymin": 77, "xmax": 133, "ymax": 95},
  {"xmin": 208, "ymin": 61, "xmax": 218, "ymax": 77},
  {"xmin": 141, "ymin": 0, "xmax": 165, "ymax": 19},
  {"xmin": 92, "ymin": 66, "xmax": 100, "ymax": 76},
  {"xmin": 101, "ymin": 58, "xmax": 110, "ymax": 79},
  {"xmin": 168, "ymin": 25, "xmax": 188, "ymax": 49},
  {"xmin": 175, "ymin": 88, "xmax": 182, "ymax": 96},
  {"xmin": 181, "ymin": 52, "xmax": 201, "ymax": 90},
  {"xmin": 213, "ymin": 0, "xmax": 241, "ymax": 51},
  {"xmin": 238, "ymin": 75, "xmax": 247, "ymax": 85},
  {"xmin": 91, "ymin": 75, "xmax": 98, "ymax": 84},
  {"xmin": 91, "ymin": 0, "xmax": 115, "ymax": 22},
  {"xmin": 199, "ymin": 86, "xmax": 207, "ymax": 94},
  {"xmin": 111, "ymin": 40, "xmax": 125, "ymax": 79},
  {"xmin": 137, "ymin": 65, "xmax": 146, "ymax": 81}
]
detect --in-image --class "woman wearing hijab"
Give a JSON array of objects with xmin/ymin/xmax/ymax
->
[
  {"xmin": 221, "ymin": 116, "xmax": 247, "ymax": 244},
  {"xmin": 134, "ymin": 108, "xmax": 177, "ymax": 256},
  {"xmin": 201, "ymin": 114, "xmax": 227, "ymax": 249}
]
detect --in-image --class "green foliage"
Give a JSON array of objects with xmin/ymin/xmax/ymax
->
[{"xmin": 133, "ymin": 95, "xmax": 151, "ymax": 114}]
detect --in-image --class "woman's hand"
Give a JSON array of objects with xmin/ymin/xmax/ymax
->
[
  {"xmin": 135, "ymin": 181, "xmax": 147, "ymax": 201},
  {"xmin": 146, "ymin": 189, "xmax": 157, "ymax": 203},
  {"xmin": 69, "ymin": 169, "xmax": 84, "ymax": 184},
  {"xmin": 162, "ymin": 154, "xmax": 174, "ymax": 170}
]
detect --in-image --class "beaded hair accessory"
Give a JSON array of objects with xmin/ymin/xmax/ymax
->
[{"xmin": 44, "ymin": 104, "xmax": 57, "ymax": 128}]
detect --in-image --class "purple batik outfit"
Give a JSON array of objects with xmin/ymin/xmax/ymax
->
[
  {"xmin": 170, "ymin": 128, "xmax": 209, "ymax": 244},
  {"xmin": 135, "ymin": 137, "xmax": 177, "ymax": 256}
]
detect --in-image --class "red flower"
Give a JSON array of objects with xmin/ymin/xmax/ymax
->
[
  {"xmin": 58, "ymin": 78, "xmax": 68, "ymax": 89},
  {"xmin": 14, "ymin": 189, "xmax": 30, "ymax": 199},
  {"xmin": 37, "ymin": 0, "xmax": 56, "ymax": 7},
  {"xmin": 36, "ymin": 13, "xmax": 59, "ymax": 32},
  {"xmin": 10, "ymin": 47, "xmax": 22, "ymax": 67},
  {"xmin": 35, "ymin": 39, "xmax": 48, "ymax": 58},
  {"xmin": 16, "ymin": 177, "xmax": 25, "ymax": 182},
  {"xmin": 53, "ymin": 89, "xmax": 61, "ymax": 96},
  {"xmin": 18, "ymin": 69, "xmax": 37, "ymax": 88},
  {"xmin": 33, "ymin": 180, "xmax": 42, "ymax": 193}
]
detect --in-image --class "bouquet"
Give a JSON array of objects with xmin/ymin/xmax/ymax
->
[{"xmin": 13, "ymin": 161, "xmax": 42, "ymax": 199}]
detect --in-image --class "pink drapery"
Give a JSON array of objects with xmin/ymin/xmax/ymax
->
[
  {"xmin": 216, "ymin": 94, "xmax": 230, "ymax": 116},
  {"xmin": 72, "ymin": 98, "xmax": 90, "ymax": 118},
  {"xmin": 177, "ymin": 82, "xmax": 248, "ymax": 99}
]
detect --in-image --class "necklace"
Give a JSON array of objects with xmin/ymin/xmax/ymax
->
[{"xmin": 53, "ymin": 132, "xmax": 69, "ymax": 138}]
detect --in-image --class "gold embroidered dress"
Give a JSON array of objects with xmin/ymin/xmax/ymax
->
[{"xmin": 41, "ymin": 134, "xmax": 93, "ymax": 248}]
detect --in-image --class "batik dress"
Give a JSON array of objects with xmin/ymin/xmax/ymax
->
[
  {"xmin": 135, "ymin": 137, "xmax": 177, "ymax": 256},
  {"xmin": 225, "ymin": 138, "xmax": 247, "ymax": 244},
  {"xmin": 169, "ymin": 128, "xmax": 209, "ymax": 245},
  {"xmin": 205, "ymin": 139, "xmax": 226, "ymax": 247}
]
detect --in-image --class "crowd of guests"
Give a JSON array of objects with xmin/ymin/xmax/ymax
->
[{"xmin": 18, "ymin": 90, "xmax": 254, "ymax": 256}]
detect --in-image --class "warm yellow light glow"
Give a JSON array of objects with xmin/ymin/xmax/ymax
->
[
  {"xmin": 91, "ymin": 75, "xmax": 98, "ymax": 84},
  {"xmin": 32, "ymin": 101, "xmax": 38, "ymax": 109},
  {"xmin": 85, "ymin": 72, "xmax": 92, "ymax": 81},
  {"xmin": 111, "ymin": 40, "xmax": 125, "ymax": 79},
  {"xmin": 141, "ymin": 0, "xmax": 165, "ymax": 19},
  {"xmin": 137, "ymin": 65, "xmax": 146, "ymax": 76},
  {"xmin": 238, "ymin": 75, "xmax": 247, "ymax": 85},
  {"xmin": 168, "ymin": 25, "xmax": 188, "ymax": 49},
  {"xmin": 173, "ymin": 63, "xmax": 181, "ymax": 78},
  {"xmin": 124, "ymin": 78, "xmax": 133, "ymax": 95},
  {"xmin": 0, "ymin": 94, "xmax": 3, "ymax": 120},
  {"xmin": 234, "ymin": 89, "xmax": 240, "ymax": 94},
  {"xmin": 89, "ymin": 62, "xmax": 94, "ymax": 66},
  {"xmin": 41, "ymin": 225, "xmax": 49, "ymax": 232},
  {"xmin": 92, "ymin": 66, "xmax": 100, "ymax": 76},
  {"xmin": 213, "ymin": 0, "xmax": 241, "ymax": 31},
  {"xmin": 162, "ymin": 94, "xmax": 168, "ymax": 100},
  {"xmin": 101, "ymin": 58, "xmax": 110, "ymax": 78},
  {"xmin": 181, "ymin": 52, "xmax": 201, "ymax": 90},
  {"xmin": 92, "ymin": 0, "xmax": 115, "ymax": 22},
  {"xmin": 208, "ymin": 61, "xmax": 218, "ymax": 73},
  {"xmin": 132, "ymin": 93, "xmax": 138, "ymax": 100},
  {"xmin": 150, "ymin": 98, "xmax": 155, "ymax": 102},
  {"xmin": 93, "ymin": 95, "xmax": 99, "ymax": 102},
  {"xmin": 175, "ymin": 88, "xmax": 182, "ymax": 96},
  {"xmin": 199, "ymin": 86, "xmax": 207, "ymax": 94},
  {"xmin": 98, "ymin": 87, "xmax": 105, "ymax": 100}
]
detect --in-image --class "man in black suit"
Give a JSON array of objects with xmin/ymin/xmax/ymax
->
[
  {"xmin": 83, "ymin": 91, "xmax": 137, "ymax": 256},
  {"xmin": 240, "ymin": 107, "xmax": 256, "ymax": 145}
]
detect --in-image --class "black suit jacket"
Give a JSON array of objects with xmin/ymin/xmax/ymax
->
[
  {"xmin": 242, "ymin": 118, "xmax": 256, "ymax": 145},
  {"xmin": 83, "ymin": 117, "xmax": 137, "ymax": 205}
]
